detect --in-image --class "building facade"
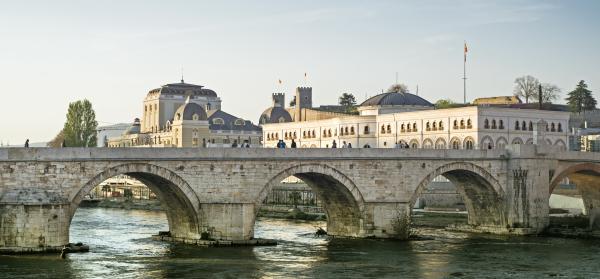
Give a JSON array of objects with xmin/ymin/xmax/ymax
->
[
  {"xmin": 260, "ymin": 87, "xmax": 570, "ymax": 149},
  {"xmin": 107, "ymin": 80, "xmax": 262, "ymax": 148}
]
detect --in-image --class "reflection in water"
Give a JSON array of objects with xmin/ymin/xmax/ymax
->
[{"xmin": 2, "ymin": 208, "xmax": 600, "ymax": 278}]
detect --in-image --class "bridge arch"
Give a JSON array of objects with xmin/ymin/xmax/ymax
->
[
  {"xmin": 409, "ymin": 162, "xmax": 506, "ymax": 227},
  {"xmin": 549, "ymin": 162, "xmax": 600, "ymax": 230},
  {"xmin": 255, "ymin": 163, "xmax": 365, "ymax": 237},
  {"xmin": 72, "ymin": 163, "xmax": 202, "ymax": 239}
]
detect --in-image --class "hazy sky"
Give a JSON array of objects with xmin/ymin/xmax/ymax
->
[{"xmin": 1, "ymin": 0, "xmax": 599, "ymax": 144}]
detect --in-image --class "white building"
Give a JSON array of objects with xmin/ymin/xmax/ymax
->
[{"xmin": 260, "ymin": 88, "xmax": 570, "ymax": 149}]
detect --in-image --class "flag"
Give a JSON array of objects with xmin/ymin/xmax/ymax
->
[
  {"xmin": 278, "ymin": 79, "xmax": 282, "ymax": 84},
  {"xmin": 464, "ymin": 42, "xmax": 468, "ymax": 62},
  {"xmin": 304, "ymin": 72, "xmax": 307, "ymax": 78}
]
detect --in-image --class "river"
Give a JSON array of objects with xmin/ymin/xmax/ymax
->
[{"xmin": 1, "ymin": 208, "xmax": 600, "ymax": 278}]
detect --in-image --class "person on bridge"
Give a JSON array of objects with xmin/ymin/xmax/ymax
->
[
  {"xmin": 277, "ymin": 140, "xmax": 286, "ymax": 148},
  {"xmin": 342, "ymin": 141, "xmax": 347, "ymax": 148},
  {"xmin": 348, "ymin": 143, "xmax": 352, "ymax": 148},
  {"xmin": 24, "ymin": 139, "xmax": 29, "ymax": 148},
  {"xmin": 363, "ymin": 143, "xmax": 371, "ymax": 148},
  {"xmin": 331, "ymin": 140, "xmax": 337, "ymax": 148},
  {"xmin": 290, "ymin": 139, "xmax": 297, "ymax": 148},
  {"xmin": 231, "ymin": 140, "xmax": 238, "ymax": 148}
]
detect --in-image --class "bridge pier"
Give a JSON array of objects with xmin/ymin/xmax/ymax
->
[
  {"xmin": 571, "ymin": 176, "xmax": 600, "ymax": 230},
  {"xmin": 0, "ymin": 189, "xmax": 70, "ymax": 253},
  {"xmin": 363, "ymin": 202, "xmax": 411, "ymax": 239},
  {"xmin": 201, "ymin": 203, "xmax": 256, "ymax": 241}
]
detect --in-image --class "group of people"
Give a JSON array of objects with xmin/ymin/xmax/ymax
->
[
  {"xmin": 276, "ymin": 139, "xmax": 297, "ymax": 148},
  {"xmin": 327, "ymin": 140, "xmax": 352, "ymax": 148},
  {"xmin": 231, "ymin": 140, "xmax": 251, "ymax": 148}
]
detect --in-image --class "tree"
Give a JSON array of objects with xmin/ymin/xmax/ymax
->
[
  {"xmin": 513, "ymin": 75, "xmax": 540, "ymax": 103},
  {"xmin": 532, "ymin": 83, "xmax": 561, "ymax": 104},
  {"xmin": 289, "ymin": 97, "xmax": 296, "ymax": 107},
  {"xmin": 566, "ymin": 80, "xmax": 597, "ymax": 113},
  {"xmin": 62, "ymin": 99, "xmax": 98, "ymax": 147},
  {"xmin": 47, "ymin": 129, "xmax": 65, "ymax": 148},
  {"xmin": 435, "ymin": 99, "xmax": 456, "ymax": 109},
  {"xmin": 338, "ymin": 93, "xmax": 357, "ymax": 113},
  {"xmin": 387, "ymin": 83, "xmax": 409, "ymax": 93}
]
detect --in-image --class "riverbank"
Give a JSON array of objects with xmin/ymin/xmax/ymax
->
[{"xmin": 80, "ymin": 199, "xmax": 164, "ymax": 211}]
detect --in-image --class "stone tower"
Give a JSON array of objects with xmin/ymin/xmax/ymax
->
[
  {"xmin": 272, "ymin": 93, "xmax": 285, "ymax": 108},
  {"xmin": 295, "ymin": 87, "xmax": 313, "ymax": 122}
]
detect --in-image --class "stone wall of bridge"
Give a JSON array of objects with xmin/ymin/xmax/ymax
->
[{"xmin": 1, "ymin": 145, "xmax": 596, "ymax": 253}]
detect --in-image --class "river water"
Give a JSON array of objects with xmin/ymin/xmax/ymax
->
[{"xmin": 2, "ymin": 208, "xmax": 600, "ymax": 278}]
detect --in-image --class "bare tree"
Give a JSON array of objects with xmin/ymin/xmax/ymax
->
[
  {"xmin": 533, "ymin": 83, "xmax": 561, "ymax": 104},
  {"xmin": 387, "ymin": 83, "xmax": 409, "ymax": 93},
  {"xmin": 513, "ymin": 75, "xmax": 540, "ymax": 103}
]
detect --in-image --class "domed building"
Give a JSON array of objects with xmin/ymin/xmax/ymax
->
[
  {"xmin": 358, "ymin": 92, "xmax": 434, "ymax": 115},
  {"xmin": 107, "ymin": 80, "xmax": 262, "ymax": 148},
  {"xmin": 260, "ymin": 84, "xmax": 569, "ymax": 150}
]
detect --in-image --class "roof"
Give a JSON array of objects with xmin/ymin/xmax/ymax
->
[
  {"xmin": 360, "ymin": 92, "xmax": 433, "ymax": 107},
  {"xmin": 148, "ymin": 81, "xmax": 217, "ymax": 97},
  {"xmin": 175, "ymin": 102, "xmax": 208, "ymax": 121},
  {"xmin": 259, "ymin": 107, "xmax": 292, "ymax": 124},
  {"xmin": 208, "ymin": 110, "xmax": 262, "ymax": 132}
]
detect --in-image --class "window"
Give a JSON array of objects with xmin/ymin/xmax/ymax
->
[
  {"xmin": 176, "ymin": 113, "xmax": 181, "ymax": 120},
  {"xmin": 234, "ymin": 119, "xmax": 244, "ymax": 125},
  {"xmin": 522, "ymin": 121, "xmax": 527, "ymax": 131},
  {"xmin": 401, "ymin": 124, "xmax": 405, "ymax": 132},
  {"xmin": 278, "ymin": 117, "xmax": 286, "ymax": 123},
  {"xmin": 364, "ymin": 126, "xmax": 370, "ymax": 134},
  {"xmin": 498, "ymin": 120, "xmax": 504, "ymax": 129},
  {"xmin": 452, "ymin": 140, "xmax": 460, "ymax": 149},
  {"xmin": 558, "ymin": 123, "xmax": 563, "ymax": 132},
  {"xmin": 515, "ymin": 121, "xmax": 520, "ymax": 130},
  {"xmin": 350, "ymin": 127, "xmax": 355, "ymax": 135},
  {"xmin": 212, "ymin": 118, "xmax": 224, "ymax": 125},
  {"xmin": 413, "ymin": 123, "xmax": 417, "ymax": 132},
  {"xmin": 439, "ymin": 121, "xmax": 444, "ymax": 131},
  {"xmin": 328, "ymin": 129, "xmax": 332, "ymax": 137},
  {"xmin": 386, "ymin": 125, "xmax": 391, "ymax": 134},
  {"xmin": 206, "ymin": 103, "xmax": 212, "ymax": 110},
  {"xmin": 551, "ymin": 123, "xmax": 556, "ymax": 132},
  {"xmin": 345, "ymin": 127, "xmax": 349, "ymax": 135},
  {"xmin": 432, "ymin": 122, "xmax": 437, "ymax": 131},
  {"xmin": 303, "ymin": 131, "xmax": 306, "ymax": 138},
  {"xmin": 454, "ymin": 120, "xmax": 459, "ymax": 129},
  {"xmin": 529, "ymin": 121, "xmax": 533, "ymax": 131},
  {"xmin": 192, "ymin": 113, "xmax": 199, "ymax": 121},
  {"xmin": 484, "ymin": 119, "xmax": 489, "ymax": 129},
  {"xmin": 381, "ymin": 125, "xmax": 386, "ymax": 134},
  {"xmin": 465, "ymin": 139, "xmax": 474, "ymax": 150},
  {"xmin": 491, "ymin": 120, "xmax": 497, "ymax": 129},
  {"xmin": 426, "ymin": 122, "xmax": 431, "ymax": 131},
  {"xmin": 460, "ymin": 120, "xmax": 465, "ymax": 129}
]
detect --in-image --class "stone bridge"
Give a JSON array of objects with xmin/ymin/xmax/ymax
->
[{"xmin": 1, "ymin": 145, "xmax": 599, "ymax": 253}]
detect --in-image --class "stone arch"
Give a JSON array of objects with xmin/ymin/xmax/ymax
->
[
  {"xmin": 554, "ymin": 139, "xmax": 566, "ymax": 150},
  {"xmin": 255, "ymin": 164, "xmax": 365, "ymax": 237},
  {"xmin": 463, "ymin": 136, "xmax": 475, "ymax": 150},
  {"xmin": 409, "ymin": 162, "xmax": 506, "ymax": 227},
  {"xmin": 72, "ymin": 163, "xmax": 202, "ymax": 239},
  {"xmin": 526, "ymin": 138, "xmax": 534, "ymax": 144},
  {"xmin": 549, "ymin": 162, "xmax": 600, "ymax": 229},
  {"xmin": 450, "ymin": 137, "xmax": 461, "ymax": 149},
  {"xmin": 422, "ymin": 138, "xmax": 434, "ymax": 149},
  {"xmin": 481, "ymin": 136, "xmax": 494, "ymax": 149},
  {"xmin": 409, "ymin": 139, "xmax": 419, "ymax": 149},
  {"xmin": 435, "ymin": 138, "xmax": 447, "ymax": 149},
  {"xmin": 512, "ymin": 137, "xmax": 523, "ymax": 144},
  {"xmin": 496, "ymin": 137, "xmax": 508, "ymax": 149}
]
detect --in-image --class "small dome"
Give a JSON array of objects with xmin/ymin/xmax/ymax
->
[
  {"xmin": 360, "ymin": 92, "xmax": 433, "ymax": 107},
  {"xmin": 174, "ymin": 102, "xmax": 208, "ymax": 121},
  {"xmin": 259, "ymin": 107, "xmax": 292, "ymax": 124},
  {"xmin": 122, "ymin": 118, "xmax": 141, "ymax": 135}
]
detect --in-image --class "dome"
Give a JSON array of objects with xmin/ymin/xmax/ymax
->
[
  {"xmin": 148, "ymin": 81, "xmax": 218, "ymax": 98},
  {"xmin": 360, "ymin": 92, "xmax": 433, "ymax": 107},
  {"xmin": 122, "ymin": 118, "xmax": 141, "ymax": 135},
  {"xmin": 174, "ymin": 102, "xmax": 208, "ymax": 121},
  {"xmin": 259, "ymin": 107, "xmax": 292, "ymax": 124}
]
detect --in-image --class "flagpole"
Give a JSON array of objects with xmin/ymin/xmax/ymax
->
[{"xmin": 463, "ymin": 41, "xmax": 467, "ymax": 104}]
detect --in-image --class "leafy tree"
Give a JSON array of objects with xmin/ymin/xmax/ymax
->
[
  {"xmin": 62, "ymin": 99, "xmax": 98, "ymax": 147},
  {"xmin": 338, "ymin": 93, "xmax": 356, "ymax": 107},
  {"xmin": 513, "ymin": 75, "xmax": 540, "ymax": 103},
  {"xmin": 532, "ymin": 83, "xmax": 561, "ymax": 104},
  {"xmin": 566, "ymin": 80, "xmax": 597, "ymax": 113},
  {"xmin": 47, "ymin": 129, "xmax": 65, "ymax": 148},
  {"xmin": 435, "ymin": 99, "xmax": 456, "ymax": 109},
  {"xmin": 387, "ymin": 83, "xmax": 409, "ymax": 93},
  {"xmin": 289, "ymin": 97, "xmax": 296, "ymax": 107}
]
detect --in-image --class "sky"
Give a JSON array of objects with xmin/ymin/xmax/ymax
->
[{"xmin": 1, "ymin": 0, "xmax": 599, "ymax": 144}]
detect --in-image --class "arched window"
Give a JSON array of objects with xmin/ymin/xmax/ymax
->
[
  {"xmin": 401, "ymin": 124, "xmax": 405, "ymax": 132},
  {"xmin": 465, "ymin": 139, "xmax": 474, "ymax": 150},
  {"xmin": 176, "ymin": 113, "xmax": 181, "ymax": 120},
  {"xmin": 432, "ymin": 122, "xmax": 437, "ymax": 131},
  {"xmin": 345, "ymin": 127, "xmax": 349, "ymax": 135},
  {"xmin": 413, "ymin": 123, "xmax": 417, "ymax": 132},
  {"xmin": 551, "ymin": 123, "xmax": 556, "ymax": 132},
  {"xmin": 451, "ymin": 139, "xmax": 460, "ymax": 149},
  {"xmin": 212, "ymin": 118, "xmax": 224, "ymax": 125},
  {"xmin": 381, "ymin": 125, "xmax": 386, "ymax": 134},
  {"xmin": 234, "ymin": 119, "xmax": 245, "ymax": 125},
  {"xmin": 312, "ymin": 130, "xmax": 315, "ymax": 138},
  {"xmin": 558, "ymin": 123, "xmax": 563, "ymax": 132},
  {"xmin": 364, "ymin": 126, "xmax": 370, "ymax": 134},
  {"xmin": 522, "ymin": 121, "xmax": 527, "ymax": 131},
  {"xmin": 460, "ymin": 120, "xmax": 465, "ymax": 129},
  {"xmin": 491, "ymin": 119, "xmax": 497, "ymax": 129},
  {"xmin": 192, "ymin": 113, "xmax": 199, "ymax": 121},
  {"xmin": 529, "ymin": 121, "xmax": 533, "ymax": 131},
  {"xmin": 386, "ymin": 124, "xmax": 392, "ymax": 134},
  {"xmin": 468, "ymin": 119, "xmax": 473, "ymax": 129},
  {"xmin": 515, "ymin": 120, "xmax": 520, "ymax": 130},
  {"xmin": 439, "ymin": 121, "xmax": 444, "ymax": 131},
  {"xmin": 206, "ymin": 103, "xmax": 212, "ymax": 111},
  {"xmin": 454, "ymin": 120, "xmax": 459, "ymax": 129},
  {"xmin": 328, "ymin": 129, "xmax": 332, "ymax": 137},
  {"xmin": 278, "ymin": 117, "xmax": 286, "ymax": 123},
  {"xmin": 484, "ymin": 119, "xmax": 490, "ymax": 129},
  {"xmin": 426, "ymin": 122, "xmax": 431, "ymax": 131},
  {"xmin": 323, "ymin": 130, "xmax": 327, "ymax": 137},
  {"xmin": 350, "ymin": 127, "xmax": 355, "ymax": 135},
  {"xmin": 303, "ymin": 131, "xmax": 306, "ymax": 138},
  {"xmin": 499, "ymin": 120, "xmax": 504, "ymax": 129}
]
